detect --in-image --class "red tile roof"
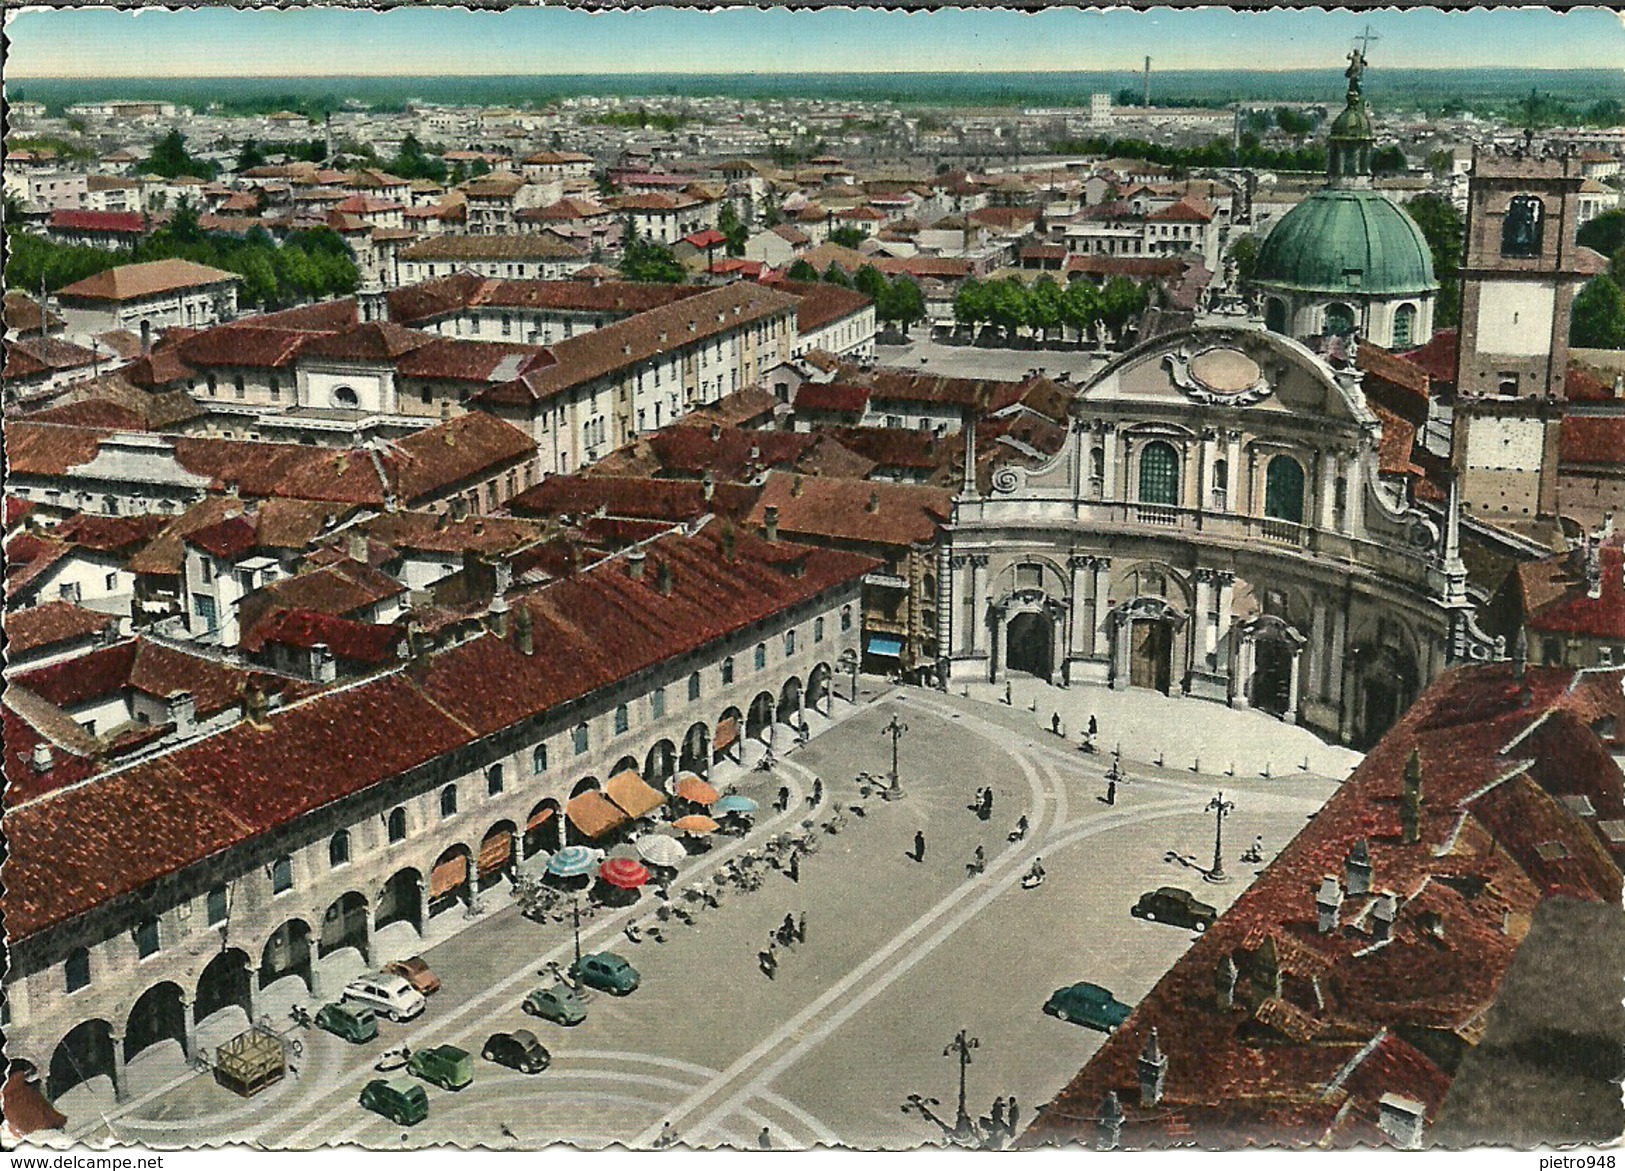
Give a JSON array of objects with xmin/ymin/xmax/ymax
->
[
  {"xmin": 1402, "ymin": 328, "xmax": 1459, "ymax": 387},
  {"xmin": 746, "ymin": 471, "xmax": 952, "ymax": 549},
  {"xmin": 56, "ymin": 259, "xmax": 239, "ymax": 303},
  {"xmin": 1564, "ymin": 366, "xmax": 1616, "ymax": 402},
  {"xmin": 3, "ymin": 601, "xmax": 119, "ymax": 656},
  {"xmin": 1559, "ymin": 417, "xmax": 1625, "ymax": 467},
  {"xmin": 1519, "ymin": 538, "xmax": 1625, "ymax": 640},
  {"xmin": 1, "ymin": 526, "xmax": 875, "ymax": 940},
  {"xmin": 386, "ymin": 275, "xmax": 701, "ymax": 325},
  {"xmin": 183, "ymin": 514, "xmax": 260, "ymax": 559},
  {"xmin": 794, "ymin": 382, "xmax": 871, "ymax": 414},
  {"xmin": 5, "ymin": 422, "xmax": 115, "ymax": 477},
  {"xmin": 508, "ymin": 474, "xmax": 760, "ymax": 523},
  {"xmin": 682, "ymin": 228, "xmax": 728, "ymax": 250},
  {"xmin": 774, "ymin": 280, "xmax": 872, "ymax": 334},
  {"xmin": 240, "ymin": 607, "xmax": 404, "ymax": 663},
  {"xmin": 387, "ymin": 411, "xmax": 536, "ymax": 503},
  {"xmin": 48, "ymin": 209, "xmax": 148, "ymax": 234}
]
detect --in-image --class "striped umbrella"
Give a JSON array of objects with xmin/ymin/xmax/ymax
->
[
  {"xmin": 599, "ymin": 857, "xmax": 651, "ymax": 890},
  {"xmin": 636, "ymin": 834, "xmax": 688, "ymax": 868},
  {"xmin": 714, "ymin": 794, "xmax": 758, "ymax": 815},
  {"xmin": 546, "ymin": 845, "xmax": 600, "ymax": 878}
]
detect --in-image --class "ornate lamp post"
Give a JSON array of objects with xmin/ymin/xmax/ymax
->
[
  {"xmin": 880, "ymin": 712, "xmax": 908, "ymax": 800},
  {"xmin": 1205, "ymin": 792, "xmax": 1236, "ymax": 884},
  {"xmin": 946, "ymin": 1028, "xmax": 980, "ymax": 1140}
]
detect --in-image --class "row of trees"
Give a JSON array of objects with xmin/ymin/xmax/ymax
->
[
  {"xmin": 6, "ymin": 201, "xmax": 359, "ymax": 310},
  {"xmin": 953, "ymin": 274, "xmax": 1149, "ymax": 343},
  {"xmin": 1050, "ymin": 134, "xmax": 1327, "ymax": 175}
]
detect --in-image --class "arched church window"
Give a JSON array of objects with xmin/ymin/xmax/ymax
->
[
  {"xmin": 1138, "ymin": 441, "xmax": 1180, "ymax": 506},
  {"xmin": 1324, "ymin": 303, "xmax": 1356, "ymax": 337},
  {"xmin": 1264, "ymin": 455, "xmax": 1306, "ymax": 524},
  {"xmin": 1212, "ymin": 458, "xmax": 1229, "ymax": 509},
  {"xmin": 1501, "ymin": 195, "xmax": 1544, "ymax": 258},
  {"xmin": 1392, "ymin": 303, "xmax": 1417, "ymax": 349}
]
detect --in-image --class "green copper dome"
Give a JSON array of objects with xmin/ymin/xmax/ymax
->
[{"xmin": 1254, "ymin": 188, "xmax": 1437, "ymax": 297}]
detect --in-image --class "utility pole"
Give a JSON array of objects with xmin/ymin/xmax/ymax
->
[
  {"xmin": 881, "ymin": 712, "xmax": 908, "ymax": 800},
  {"xmin": 1205, "ymin": 792, "xmax": 1236, "ymax": 884},
  {"xmin": 945, "ymin": 1029, "xmax": 980, "ymax": 1140}
]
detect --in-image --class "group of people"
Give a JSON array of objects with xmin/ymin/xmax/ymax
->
[
  {"xmin": 758, "ymin": 911, "xmax": 808, "ymax": 979},
  {"xmin": 968, "ymin": 787, "xmax": 995, "ymax": 821},
  {"xmin": 981, "ymin": 1095, "xmax": 1022, "ymax": 1145}
]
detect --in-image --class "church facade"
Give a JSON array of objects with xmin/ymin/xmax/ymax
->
[{"xmin": 942, "ymin": 326, "xmax": 1483, "ymax": 749}]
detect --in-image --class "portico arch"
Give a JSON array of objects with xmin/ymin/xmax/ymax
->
[
  {"xmin": 807, "ymin": 663, "xmax": 833, "ymax": 715},
  {"xmin": 318, "ymin": 892, "xmax": 370, "ymax": 963},
  {"xmin": 746, "ymin": 692, "xmax": 776, "ymax": 742},
  {"xmin": 195, "ymin": 947, "xmax": 253, "ymax": 1026},
  {"xmin": 125, "ymin": 982, "xmax": 188, "ymax": 1063},
  {"xmin": 477, "ymin": 820, "xmax": 518, "ymax": 890},
  {"xmin": 523, "ymin": 800, "xmax": 561, "ymax": 858},
  {"xmin": 714, "ymin": 706, "xmax": 744, "ymax": 764},
  {"xmin": 427, "ymin": 844, "xmax": 472, "ymax": 917},
  {"xmin": 992, "ymin": 589, "xmax": 1067, "ymax": 683},
  {"xmin": 375, "ymin": 867, "xmax": 424, "ymax": 934},
  {"xmin": 1236, "ymin": 614, "xmax": 1308, "ymax": 720},
  {"xmin": 779, "ymin": 676, "xmax": 804, "ymax": 727},
  {"xmin": 1348, "ymin": 638, "xmax": 1420, "ymax": 749},
  {"xmin": 1108, "ymin": 597, "xmax": 1186, "ymax": 695},
  {"xmin": 680, "ymin": 722, "xmax": 711, "ymax": 777},
  {"xmin": 259, "ymin": 919, "xmax": 313, "ymax": 991},
  {"xmin": 49, "ymin": 1019, "xmax": 116, "ymax": 1101},
  {"xmin": 644, "ymin": 739, "xmax": 677, "ymax": 786}
]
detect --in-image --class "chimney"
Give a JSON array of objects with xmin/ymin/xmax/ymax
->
[
  {"xmin": 31, "ymin": 742, "xmax": 54, "ymax": 773},
  {"xmin": 764, "ymin": 505, "xmax": 779, "ymax": 543},
  {"xmin": 749, "ymin": 444, "xmax": 761, "ymax": 462},
  {"xmin": 657, "ymin": 559, "xmax": 674, "ymax": 597},
  {"xmin": 514, "ymin": 604, "xmax": 535, "ymax": 656},
  {"xmin": 140, "ymin": 319, "xmax": 152, "ymax": 356},
  {"xmin": 1215, "ymin": 953, "xmax": 1237, "ymax": 1010},
  {"xmin": 702, "ymin": 470, "xmax": 715, "ymax": 503},
  {"xmin": 1345, "ymin": 838, "xmax": 1372, "ymax": 897},
  {"xmin": 1137, "ymin": 1029, "xmax": 1168, "ymax": 1108},
  {"xmin": 166, "ymin": 690, "xmax": 197, "ymax": 737},
  {"xmin": 1096, "ymin": 1091, "xmax": 1124, "ymax": 1151},
  {"xmin": 1401, "ymin": 749, "xmax": 1423, "ymax": 845},
  {"xmin": 627, "ymin": 549, "xmax": 647, "ymax": 580},
  {"xmin": 791, "ymin": 474, "xmax": 804, "ymax": 497},
  {"xmin": 1584, "ymin": 536, "xmax": 1603, "ymax": 599},
  {"xmin": 710, "ymin": 423, "xmax": 722, "ymax": 442},
  {"xmin": 866, "ymin": 489, "xmax": 880, "ymax": 513},
  {"xmin": 1372, "ymin": 893, "xmax": 1398, "ymax": 942},
  {"xmin": 348, "ymin": 532, "xmax": 368, "ymax": 563},
  {"xmin": 487, "ymin": 590, "xmax": 510, "ymax": 637},
  {"xmin": 1512, "ymin": 625, "xmax": 1528, "ymax": 685},
  {"xmin": 1377, "ymin": 1094, "xmax": 1426, "ymax": 1150},
  {"xmin": 493, "ymin": 559, "xmax": 514, "ymax": 597},
  {"xmin": 1315, "ymin": 875, "xmax": 1344, "ymax": 934},
  {"xmin": 311, "ymin": 642, "xmax": 338, "ymax": 683}
]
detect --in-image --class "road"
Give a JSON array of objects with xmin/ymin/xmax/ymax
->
[{"xmin": 68, "ymin": 682, "xmax": 1342, "ymax": 1151}]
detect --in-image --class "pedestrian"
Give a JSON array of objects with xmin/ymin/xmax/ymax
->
[
  {"xmin": 1006, "ymin": 1096, "xmax": 1019, "ymax": 1138},
  {"xmin": 777, "ymin": 785, "xmax": 791, "ymax": 812},
  {"xmin": 981, "ymin": 788, "xmax": 994, "ymax": 818},
  {"xmin": 990, "ymin": 1097, "xmax": 1007, "ymax": 1134},
  {"xmin": 797, "ymin": 911, "xmax": 807, "ymax": 943},
  {"xmin": 1051, "ymin": 711, "xmax": 1061, "ymax": 735},
  {"xmin": 973, "ymin": 844, "xmax": 986, "ymax": 872},
  {"xmin": 1088, "ymin": 714, "xmax": 1098, "ymax": 737},
  {"xmin": 759, "ymin": 947, "xmax": 776, "ymax": 980},
  {"xmin": 782, "ymin": 912, "xmax": 797, "ymax": 945},
  {"xmin": 788, "ymin": 850, "xmax": 800, "ymax": 883},
  {"xmin": 1004, "ymin": 681, "xmax": 1013, "ymax": 706},
  {"xmin": 811, "ymin": 778, "xmax": 824, "ymax": 806},
  {"xmin": 913, "ymin": 829, "xmax": 926, "ymax": 862},
  {"xmin": 758, "ymin": 1126, "xmax": 773, "ymax": 1150},
  {"xmin": 1106, "ymin": 777, "xmax": 1117, "ymax": 806}
]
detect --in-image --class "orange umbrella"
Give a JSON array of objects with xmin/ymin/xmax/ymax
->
[
  {"xmin": 672, "ymin": 814, "xmax": 719, "ymax": 835},
  {"xmin": 674, "ymin": 775, "xmax": 721, "ymax": 806}
]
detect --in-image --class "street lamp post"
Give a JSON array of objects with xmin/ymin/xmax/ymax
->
[
  {"xmin": 945, "ymin": 1029, "xmax": 981, "ymax": 1141},
  {"xmin": 1205, "ymin": 792, "xmax": 1236, "ymax": 884},
  {"xmin": 881, "ymin": 713, "xmax": 908, "ymax": 800}
]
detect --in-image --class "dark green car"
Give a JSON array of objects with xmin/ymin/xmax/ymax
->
[
  {"xmin": 571, "ymin": 952, "xmax": 640, "ymax": 995},
  {"xmin": 316, "ymin": 1001, "xmax": 378, "ymax": 1045},
  {"xmin": 360, "ymin": 1077, "xmax": 428, "ymax": 1126},
  {"xmin": 1043, "ymin": 982, "xmax": 1132, "ymax": 1033},
  {"xmin": 407, "ymin": 1043, "xmax": 474, "ymax": 1090}
]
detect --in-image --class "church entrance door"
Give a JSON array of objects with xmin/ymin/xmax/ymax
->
[
  {"xmin": 1006, "ymin": 611, "xmax": 1053, "ymax": 682},
  {"xmin": 1129, "ymin": 619, "xmax": 1172, "ymax": 694}
]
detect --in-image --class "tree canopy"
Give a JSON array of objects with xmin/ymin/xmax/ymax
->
[
  {"xmin": 146, "ymin": 129, "xmax": 217, "ymax": 180},
  {"xmin": 619, "ymin": 229, "xmax": 687, "ymax": 284},
  {"xmin": 1571, "ymin": 275, "xmax": 1625, "ymax": 350},
  {"xmin": 1404, "ymin": 193, "xmax": 1465, "ymax": 330}
]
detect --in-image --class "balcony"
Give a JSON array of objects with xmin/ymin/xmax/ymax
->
[{"xmin": 1135, "ymin": 504, "xmax": 1180, "ymax": 527}]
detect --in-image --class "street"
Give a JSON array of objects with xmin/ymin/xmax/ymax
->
[{"xmin": 63, "ymin": 680, "xmax": 1343, "ymax": 1150}]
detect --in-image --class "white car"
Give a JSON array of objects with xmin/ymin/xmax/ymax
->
[{"xmin": 341, "ymin": 973, "xmax": 427, "ymax": 1022}]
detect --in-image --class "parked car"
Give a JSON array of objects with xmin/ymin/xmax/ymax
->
[
  {"xmin": 1043, "ymin": 982, "xmax": 1132, "ymax": 1033},
  {"xmin": 315, "ymin": 1001, "xmax": 378, "ymax": 1044},
  {"xmin": 341, "ymin": 973, "xmax": 427, "ymax": 1023},
  {"xmin": 359, "ymin": 1077, "xmax": 429, "ymax": 1126},
  {"xmin": 523, "ymin": 983, "xmax": 587, "ymax": 1026},
  {"xmin": 482, "ymin": 1030, "xmax": 551, "ymax": 1074},
  {"xmin": 407, "ymin": 1043, "xmax": 474, "ymax": 1091},
  {"xmin": 1131, "ymin": 887, "xmax": 1218, "ymax": 932},
  {"xmin": 570, "ymin": 952, "xmax": 640, "ymax": 995},
  {"xmin": 383, "ymin": 956, "xmax": 442, "ymax": 995}
]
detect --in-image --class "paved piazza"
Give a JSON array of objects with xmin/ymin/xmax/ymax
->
[{"xmin": 57, "ymin": 680, "xmax": 1347, "ymax": 1150}]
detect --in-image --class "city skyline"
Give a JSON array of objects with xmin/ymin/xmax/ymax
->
[{"xmin": 7, "ymin": 5, "xmax": 1625, "ymax": 79}]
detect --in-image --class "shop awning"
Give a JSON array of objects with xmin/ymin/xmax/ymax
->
[
  {"xmin": 566, "ymin": 790, "xmax": 631, "ymax": 840},
  {"xmin": 605, "ymin": 770, "xmax": 666, "ymax": 820},
  {"xmin": 866, "ymin": 636, "xmax": 904, "ymax": 658},
  {"xmin": 674, "ymin": 774, "xmax": 721, "ymax": 806},
  {"xmin": 429, "ymin": 851, "xmax": 468, "ymax": 898},
  {"xmin": 714, "ymin": 716, "xmax": 740, "ymax": 751},
  {"xmin": 526, "ymin": 804, "xmax": 556, "ymax": 831},
  {"xmin": 477, "ymin": 830, "xmax": 512, "ymax": 877}
]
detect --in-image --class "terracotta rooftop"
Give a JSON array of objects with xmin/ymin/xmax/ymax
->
[
  {"xmin": 56, "ymin": 259, "xmax": 240, "ymax": 303},
  {"xmin": 399, "ymin": 233, "xmax": 587, "ymax": 263},
  {"xmin": 386, "ymin": 274, "xmax": 703, "ymax": 325},
  {"xmin": 3, "ymin": 601, "xmax": 119, "ymax": 657},
  {"xmin": 508, "ymin": 474, "xmax": 760, "ymax": 524},
  {"xmin": 746, "ymin": 471, "xmax": 951, "ymax": 550}
]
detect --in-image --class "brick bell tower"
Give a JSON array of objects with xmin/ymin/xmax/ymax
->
[{"xmin": 1453, "ymin": 145, "xmax": 1587, "ymax": 522}]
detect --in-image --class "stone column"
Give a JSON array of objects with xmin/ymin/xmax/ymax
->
[
  {"xmin": 182, "ymin": 998, "xmax": 198, "ymax": 1061},
  {"xmin": 1200, "ymin": 429, "xmax": 1219, "ymax": 513},
  {"xmin": 242, "ymin": 955, "xmax": 259, "ymax": 1022},
  {"xmin": 1328, "ymin": 604, "xmax": 1348, "ymax": 708},
  {"xmin": 1194, "ymin": 572, "xmax": 1215, "ymax": 666},
  {"xmin": 1285, "ymin": 644, "xmax": 1303, "ymax": 724},
  {"xmin": 967, "ymin": 556, "xmax": 987, "ymax": 658},
  {"xmin": 1233, "ymin": 628, "xmax": 1254, "ymax": 709},
  {"xmin": 1101, "ymin": 423, "xmax": 1120, "ymax": 501},
  {"xmin": 110, "ymin": 1031, "xmax": 129, "ymax": 1102},
  {"xmin": 1310, "ymin": 600, "xmax": 1329, "ymax": 698},
  {"xmin": 990, "ymin": 602, "xmax": 1007, "ymax": 683},
  {"xmin": 1092, "ymin": 558, "xmax": 1113, "ymax": 654},
  {"xmin": 1068, "ymin": 556, "xmax": 1093, "ymax": 663},
  {"xmin": 1318, "ymin": 449, "xmax": 1339, "ymax": 531},
  {"xmin": 1225, "ymin": 430, "xmax": 1243, "ymax": 508}
]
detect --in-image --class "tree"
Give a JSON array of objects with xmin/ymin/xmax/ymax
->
[
  {"xmin": 987, "ymin": 278, "xmax": 1030, "ymax": 341},
  {"xmin": 1371, "ymin": 146, "xmax": 1409, "ymax": 177},
  {"xmin": 236, "ymin": 139, "xmax": 267, "ymax": 172},
  {"xmin": 954, "ymin": 278, "xmax": 989, "ymax": 334},
  {"xmin": 1425, "ymin": 149, "xmax": 1455, "ymax": 177},
  {"xmin": 620, "ymin": 235, "xmax": 686, "ymax": 284},
  {"xmin": 1405, "ymin": 193, "xmax": 1465, "ymax": 329},
  {"xmin": 1029, "ymin": 276, "xmax": 1063, "ymax": 343},
  {"xmin": 717, "ymin": 202, "xmax": 748, "ymax": 258},
  {"xmin": 1060, "ymin": 280, "xmax": 1103, "ymax": 345},
  {"xmin": 822, "ymin": 263, "xmax": 854, "ymax": 289},
  {"xmin": 787, "ymin": 258, "xmax": 819, "ymax": 282},
  {"xmin": 1571, "ymin": 275, "xmax": 1625, "ymax": 349},
  {"xmin": 146, "ymin": 129, "xmax": 216, "ymax": 180},
  {"xmin": 1099, "ymin": 276, "xmax": 1149, "ymax": 342},
  {"xmin": 1274, "ymin": 107, "xmax": 1315, "ymax": 136},
  {"xmin": 1228, "ymin": 235, "xmax": 1261, "ymax": 291},
  {"xmin": 389, "ymin": 134, "xmax": 446, "ymax": 183},
  {"xmin": 887, "ymin": 277, "xmax": 926, "ymax": 335},
  {"xmin": 829, "ymin": 224, "xmax": 866, "ymax": 249},
  {"xmin": 854, "ymin": 265, "xmax": 890, "ymax": 304},
  {"xmin": 1578, "ymin": 209, "xmax": 1625, "ymax": 265}
]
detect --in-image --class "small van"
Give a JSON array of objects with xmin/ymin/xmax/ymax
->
[
  {"xmin": 408, "ymin": 1044, "xmax": 474, "ymax": 1090},
  {"xmin": 342, "ymin": 973, "xmax": 427, "ymax": 1022},
  {"xmin": 316, "ymin": 1001, "xmax": 379, "ymax": 1044},
  {"xmin": 360, "ymin": 1077, "xmax": 429, "ymax": 1126}
]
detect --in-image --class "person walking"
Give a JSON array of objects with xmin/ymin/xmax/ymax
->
[
  {"xmin": 787, "ymin": 850, "xmax": 800, "ymax": 883},
  {"xmin": 1106, "ymin": 777, "xmax": 1117, "ymax": 806},
  {"xmin": 913, "ymin": 829, "xmax": 926, "ymax": 862},
  {"xmin": 1051, "ymin": 711, "xmax": 1061, "ymax": 735},
  {"xmin": 758, "ymin": 1127, "xmax": 773, "ymax": 1150},
  {"xmin": 980, "ymin": 788, "xmax": 994, "ymax": 819},
  {"xmin": 1088, "ymin": 714, "xmax": 1098, "ymax": 738},
  {"xmin": 782, "ymin": 913, "xmax": 798, "ymax": 946},
  {"xmin": 796, "ymin": 911, "xmax": 807, "ymax": 943},
  {"xmin": 1003, "ymin": 680, "xmax": 1013, "ymax": 706},
  {"xmin": 811, "ymin": 777, "xmax": 824, "ymax": 807},
  {"xmin": 776, "ymin": 785, "xmax": 791, "ymax": 812}
]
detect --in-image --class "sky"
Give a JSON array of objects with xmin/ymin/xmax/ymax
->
[{"xmin": 7, "ymin": 5, "xmax": 1625, "ymax": 79}]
